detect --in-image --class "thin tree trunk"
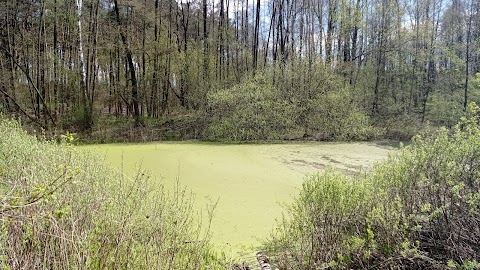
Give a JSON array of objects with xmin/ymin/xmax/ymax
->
[
  {"xmin": 464, "ymin": 0, "xmax": 473, "ymax": 111},
  {"xmin": 113, "ymin": 0, "xmax": 143, "ymax": 127},
  {"xmin": 253, "ymin": 0, "xmax": 260, "ymax": 70}
]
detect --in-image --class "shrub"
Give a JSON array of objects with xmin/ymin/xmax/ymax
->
[
  {"xmin": 266, "ymin": 103, "xmax": 480, "ymax": 269},
  {"xmin": 204, "ymin": 73, "xmax": 299, "ymax": 141},
  {"xmin": 267, "ymin": 170, "xmax": 376, "ymax": 269},
  {"xmin": 0, "ymin": 117, "xmax": 227, "ymax": 269},
  {"xmin": 425, "ymin": 91, "xmax": 465, "ymax": 128},
  {"xmin": 204, "ymin": 64, "xmax": 378, "ymax": 141},
  {"xmin": 273, "ymin": 61, "xmax": 380, "ymax": 140},
  {"xmin": 303, "ymin": 88, "xmax": 378, "ymax": 140}
]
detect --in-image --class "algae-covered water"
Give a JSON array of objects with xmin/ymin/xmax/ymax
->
[{"xmin": 83, "ymin": 141, "xmax": 395, "ymax": 257}]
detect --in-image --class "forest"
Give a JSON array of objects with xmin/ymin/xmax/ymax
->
[
  {"xmin": 1, "ymin": 0, "xmax": 480, "ymax": 269},
  {"xmin": 0, "ymin": 0, "xmax": 479, "ymax": 140}
]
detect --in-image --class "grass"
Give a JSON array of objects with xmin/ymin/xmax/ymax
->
[
  {"xmin": 0, "ymin": 114, "xmax": 403, "ymax": 268},
  {"xmin": 0, "ymin": 116, "xmax": 231, "ymax": 269}
]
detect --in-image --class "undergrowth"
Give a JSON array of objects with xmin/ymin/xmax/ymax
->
[
  {"xmin": 265, "ymin": 103, "xmax": 480, "ymax": 269},
  {"xmin": 204, "ymin": 65, "xmax": 381, "ymax": 142},
  {"xmin": 0, "ymin": 117, "xmax": 230, "ymax": 269}
]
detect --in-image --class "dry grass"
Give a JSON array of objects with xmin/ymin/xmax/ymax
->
[{"xmin": 0, "ymin": 117, "xmax": 231, "ymax": 269}]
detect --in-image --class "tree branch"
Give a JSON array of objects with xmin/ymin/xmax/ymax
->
[{"xmin": 0, "ymin": 46, "xmax": 56, "ymax": 126}]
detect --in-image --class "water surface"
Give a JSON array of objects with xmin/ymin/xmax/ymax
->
[{"xmin": 83, "ymin": 141, "xmax": 394, "ymax": 257}]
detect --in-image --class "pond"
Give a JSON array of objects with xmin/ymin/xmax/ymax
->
[{"xmin": 82, "ymin": 141, "xmax": 395, "ymax": 258}]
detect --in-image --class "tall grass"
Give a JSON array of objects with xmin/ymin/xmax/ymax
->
[
  {"xmin": 0, "ymin": 117, "xmax": 228, "ymax": 269},
  {"xmin": 266, "ymin": 103, "xmax": 480, "ymax": 269}
]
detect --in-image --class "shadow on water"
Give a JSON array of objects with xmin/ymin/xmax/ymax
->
[{"xmin": 370, "ymin": 140, "xmax": 409, "ymax": 149}]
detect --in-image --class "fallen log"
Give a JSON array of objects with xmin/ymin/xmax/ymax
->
[{"xmin": 256, "ymin": 251, "xmax": 272, "ymax": 270}]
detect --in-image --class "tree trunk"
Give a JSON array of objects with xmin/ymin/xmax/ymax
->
[
  {"xmin": 75, "ymin": 0, "xmax": 91, "ymax": 129},
  {"xmin": 464, "ymin": 0, "xmax": 473, "ymax": 111},
  {"xmin": 253, "ymin": 0, "xmax": 260, "ymax": 70},
  {"xmin": 113, "ymin": 0, "xmax": 143, "ymax": 127}
]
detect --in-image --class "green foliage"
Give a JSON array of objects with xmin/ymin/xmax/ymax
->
[
  {"xmin": 0, "ymin": 117, "xmax": 229, "ymax": 269},
  {"xmin": 267, "ymin": 170, "xmax": 375, "ymax": 269},
  {"xmin": 266, "ymin": 103, "xmax": 480, "ymax": 269},
  {"xmin": 204, "ymin": 72, "xmax": 299, "ymax": 141},
  {"xmin": 204, "ymin": 64, "xmax": 378, "ymax": 141},
  {"xmin": 425, "ymin": 91, "xmax": 464, "ymax": 127},
  {"xmin": 448, "ymin": 259, "xmax": 480, "ymax": 270},
  {"xmin": 426, "ymin": 74, "xmax": 480, "ymax": 127},
  {"xmin": 60, "ymin": 105, "xmax": 94, "ymax": 131},
  {"xmin": 304, "ymin": 88, "xmax": 378, "ymax": 140},
  {"xmin": 276, "ymin": 61, "xmax": 380, "ymax": 140}
]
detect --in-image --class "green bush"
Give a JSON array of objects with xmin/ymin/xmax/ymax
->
[
  {"xmin": 204, "ymin": 64, "xmax": 378, "ymax": 141},
  {"xmin": 0, "ymin": 117, "xmax": 227, "ymax": 269},
  {"xmin": 266, "ymin": 103, "xmax": 480, "ymax": 269},
  {"xmin": 267, "ymin": 170, "xmax": 376, "ymax": 269},
  {"xmin": 60, "ymin": 105, "xmax": 94, "ymax": 131},
  {"xmin": 271, "ymin": 61, "xmax": 377, "ymax": 140},
  {"xmin": 303, "ymin": 88, "xmax": 378, "ymax": 140},
  {"xmin": 426, "ymin": 91, "xmax": 466, "ymax": 128},
  {"xmin": 204, "ymin": 73, "xmax": 299, "ymax": 141}
]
